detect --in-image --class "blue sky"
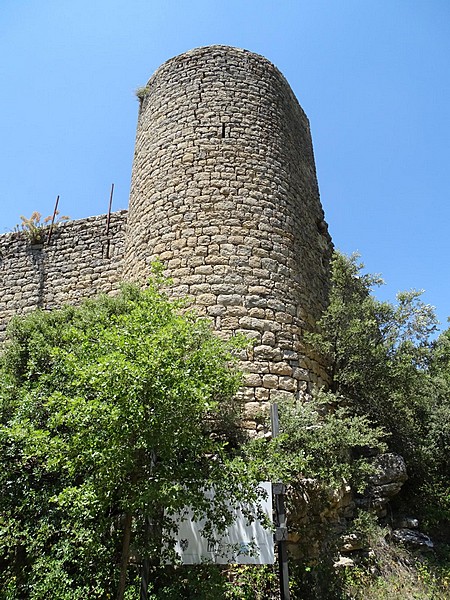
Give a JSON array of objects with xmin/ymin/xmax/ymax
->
[{"xmin": 1, "ymin": 1, "xmax": 449, "ymax": 329}]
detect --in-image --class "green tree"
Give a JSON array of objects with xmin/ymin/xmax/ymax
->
[
  {"xmin": 422, "ymin": 326, "xmax": 450, "ymax": 530},
  {"xmin": 238, "ymin": 394, "xmax": 387, "ymax": 600},
  {"xmin": 306, "ymin": 252, "xmax": 449, "ymax": 531},
  {"xmin": 0, "ymin": 277, "xmax": 260, "ymax": 599},
  {"xmin": 306, "ymin": 252, "xmax": 438, "ymax": 464},
  {"xmin": 260, "ymin": 251, "xmax": 449, "ymax": 599}
]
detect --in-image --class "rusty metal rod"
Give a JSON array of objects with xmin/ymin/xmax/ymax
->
[
  {"xmin": 46, "ymin": 195, "xmax": 60, "ymax": 245},
  {"xmin": 106, "ymin": 183, "xmax": 114, "ymax": 236}
]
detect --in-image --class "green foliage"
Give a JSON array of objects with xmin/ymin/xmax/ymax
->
[
  {"xmin": 14, "ymin": 211, "xmax": 69, "ymax": 244},
  {"xmin": 135, "ymin": 85, "xmax": 150, "ymax": 101},
  {"xmin": 306, "ymin": 253, "xmax": 448, "ymax": 504},
  {"xmin": 288, "ymin": 251, "xmax": 450, "ymax": 597},
  {"xmin": 114, "ymin": 564, "xmax": 278, "ymax": 600},
  {"xmin": 348, "ymin": 509, "xmax": 381, "ymax": 543},
  {"xmin": 223, "ymin": 565, "xmax": 278, "ymax": 599},
  {"xmin": 1, "ymin": 248, "xmax": 448, "ymax": 598},
  {"xmin": 243, "ymin": 394, "xmax": 386, "ymax": 493},
  {"xmin": 144, "ymin": 565, "xmax": 229, "ymax": 600},
  {"xmin": 239, "ymin": 394, "xmax": 387, "ymax": 600},
  {"xmin": 340, "ymin": 534, "xmax": 450, "ymax": 600},
  {"xmin": 419, "ymin": 326, "xmax": 450, "ymax": 530},
  {"xmin": 0, "ymin": 278, "xmax": 261, "ymax": 598}
]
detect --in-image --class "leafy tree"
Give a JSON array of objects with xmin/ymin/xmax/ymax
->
[
  {"xmin": 243, "ymin": 395, "xmax": 386, "ymax": 494},
  {"xmin": 0, "ymin": 275, "xmax": 261, "ymax": 599},
  {"xmin": 306, "ymin": 252, "xmax": 449, "ymax": 531},
  {"xmin": 1, "ymin": 250, "xmax": 448, "ymax": 599},
  {"xmin": 422, "ymin": 327, "xmax": 450, "ymax": 530},
  {"xmin": 236, "ymin": 393, "xmax": 386, "ymax": 600},
  {"xmin": 252, "ymin": 251, "xmax": 449, "ymax": 599},
  {"xmin": 306, "ymin": 252, "xmax": 438, "ymax": 464}
]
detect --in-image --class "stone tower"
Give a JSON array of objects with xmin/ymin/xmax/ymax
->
[{"xmin": 124, "ymin": 46, "xmax": 332, "ymax": 427}]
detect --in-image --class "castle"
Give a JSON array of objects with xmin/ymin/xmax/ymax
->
[{"xmin": 0, "ymin": 46, "xmax": 333, "ymax": 431}]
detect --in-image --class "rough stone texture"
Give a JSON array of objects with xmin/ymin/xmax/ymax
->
[
  {"xmin": 287, "ymin": 478, "xmax": 354, "ymax": 560},
  {"xmin": 124, "ymin": 45, "xmax": 333, "ymax": 418},
  {"xmin": 370, "ymin": 453, "xmax": 408, "ymax": 487},
  {"xmin": 394, "ymin": 516, "xmax": 419, "ymax": 529},
  {"xmin": 391, "ymin": 529, "xmax": 434, "ymax": 551},
  {"xmin": 0, "ymin": 46, "xmax": 333, "ymax": 431},
  {"xmin": 287, "ymin": 452, "xmax": 411, "ymax": 560},
  {"xmin": 357, "ymin": 453, "xmax": 408, "ymax": 517},
  {"xmin": 0, "ymin": 211, "xmax": 127, "ymax": 341}
]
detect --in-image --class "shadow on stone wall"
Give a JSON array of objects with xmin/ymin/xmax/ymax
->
[{"xmin": 27, "ymin": 245, "xmax": 46, "ymax": 309}]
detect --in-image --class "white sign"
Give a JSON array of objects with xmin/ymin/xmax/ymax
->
[{"xmin": 170, "ymin": 482, "xmax": 274, "ymax": 565}]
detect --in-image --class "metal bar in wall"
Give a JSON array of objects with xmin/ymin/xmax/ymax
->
[
  {"xmin": 106, "ymin": 183, "xmax": 114, "ymax": 236},
  {"xmin": 271, "ymin": 403, "xmax": 290, "ymax": 600},
  {"xmin": 46, "ymin": 195, "xmax": 60, "ymax": 245},
  {"xmin": 105, "ymin": 183, "xmax": 114, "ymax": 258}
]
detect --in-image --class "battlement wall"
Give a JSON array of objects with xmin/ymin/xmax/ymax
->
[{"xmin": 0, "ymin": 211, "xmax": 127, "ymax": 340}]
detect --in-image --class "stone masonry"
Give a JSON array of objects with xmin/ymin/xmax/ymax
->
[
  {"xmin": 0, "ymin": 46, "xmax": 333, "ymax": 430},
  {"xmin": 0, "ymin": 211, "xmax": 126, "ymax": 341},
  {"xmin": 124, "ymin": 46, "xmax": 333, "ymax": 427}
]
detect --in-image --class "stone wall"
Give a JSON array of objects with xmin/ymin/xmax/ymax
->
[
  {"xmin": 124, "ymin": 46, "xmax": 333, "ymax": 426},
  {"xmin": 0, "ymin": 46, "xmax": 333, "ymax": 432},
  {"xmin": 0, "ymin": 211, "xmax": 127, "ymax": 341}
]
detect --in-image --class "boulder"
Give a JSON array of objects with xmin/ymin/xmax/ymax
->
[
  {"xmin": 370, "ymin": 453, "xmax": 408, "ymax": 487},
  {"xmin": 394, "ymin": 516, "xmax": 419, "ymax": 529},
  {"xmin": 334, "ymin": 555, "xmax": 355, "ymax": 568},
  {"xmin": 391, "ymin": 528, "xmax": 434, "ymax": 551}
]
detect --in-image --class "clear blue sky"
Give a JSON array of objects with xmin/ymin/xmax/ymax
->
[{"xmin": 1, "ymin": 1, "xmax": 449, "ymax": 329}]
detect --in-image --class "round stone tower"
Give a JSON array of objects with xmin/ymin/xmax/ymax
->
[{"xmin": 124, "ymin": 46, "xmax": 332, "ymax": 428}]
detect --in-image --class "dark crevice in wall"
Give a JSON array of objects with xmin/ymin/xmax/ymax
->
[{"xmin": 28, "ymin": 247, "xmax": 46, "ymax": 309}]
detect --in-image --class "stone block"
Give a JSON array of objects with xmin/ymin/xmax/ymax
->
[
  {"xmin": 196, "ymin": 293, "xmax": 216, "ymax": 306},
  {"xmin": 243, "ymin": 373, "xmax": 263, "ymax": 387},
  {"xmin": 217, "ymin": 294, "xmax": 242, "ymax": 306},
  {"xmin": 262, "ymin": 374, "xmax": 278, "ymax": 389}
]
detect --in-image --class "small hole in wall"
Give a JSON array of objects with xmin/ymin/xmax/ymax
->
[{"xmin": 221, "ymin": 123, "xmax": 226, "ymax": 138}]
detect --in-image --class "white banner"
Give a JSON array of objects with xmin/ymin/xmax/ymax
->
[{"xmin": 169, "ymin": 482, "xmax": 274, "ymax": 565}]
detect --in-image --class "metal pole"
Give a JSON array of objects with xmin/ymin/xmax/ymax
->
[
  {"xmin": 106, "ymin": 183, "xmax": 114, "ymax": 236},
  {"xmin": 46, "ymin": 195, "xmax": 60, "ymax": 245},
  {"xmin": 105, "ymin": 183, "xmax": 114, "ymax": 258},
  {"xmin": 271, "ymin": 403, "xmax": 290, "ymax": 600},
  {"xmin": 270, "ymin": 403, "xmax": 280, "ymax": 438}
]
